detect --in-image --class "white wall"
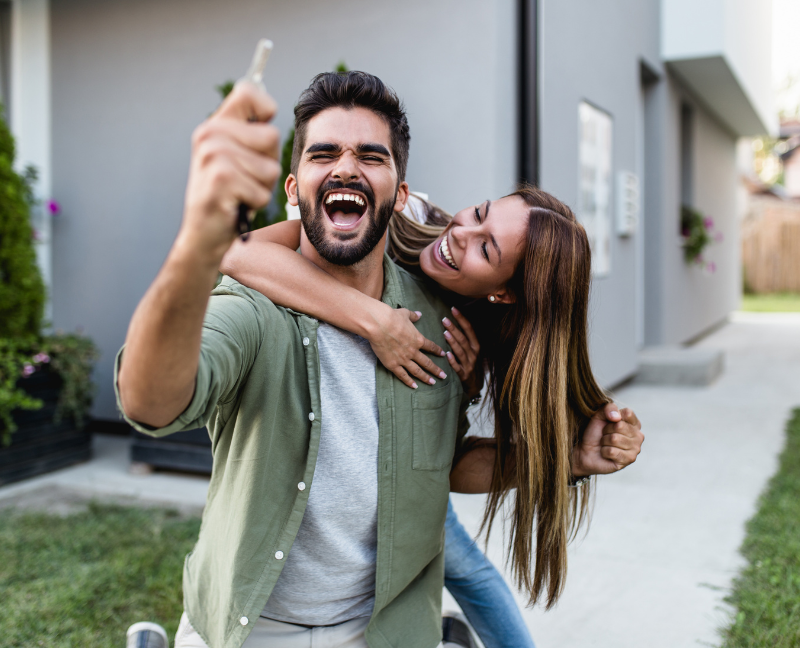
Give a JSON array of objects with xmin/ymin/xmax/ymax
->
[
  {"xmin": 10, "ymin": 0, "xmax": 52, "ymax": 318},
  {"xmin": 50, "ymin": 0, "xmax": 518, "ymax": 419},
  {"xmin": 661, "ymin": 0, "xmax": 775, "ymax": 135}
]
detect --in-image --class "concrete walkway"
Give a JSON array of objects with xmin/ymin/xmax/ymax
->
[
  {"xmin": 448, "ymin": 312, "xmax": 800, "ymax": 647},
  {"xmin": 1, "ymin": 312, "xmax": 798, "ymax": 647}
]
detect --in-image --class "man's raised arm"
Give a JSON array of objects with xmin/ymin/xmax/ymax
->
[{"xmin": 117, "ymin": 84, "xmax": 281, "ymax": 428}]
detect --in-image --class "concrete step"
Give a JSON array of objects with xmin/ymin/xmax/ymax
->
[{"xmin": 635, "ymin": 345, "xmax": 725, "ymax": 386}]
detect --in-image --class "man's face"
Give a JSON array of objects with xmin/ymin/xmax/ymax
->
[{"xmin": 287, "ymin": 106, "xmax": 409, "ymax": 266}]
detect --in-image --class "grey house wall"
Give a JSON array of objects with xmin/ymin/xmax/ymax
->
[
  {"xmin": 537, "ymin": 0, "xmax": 662, "ymax": 386},
  {"xmin": 538, "ymin": 0, "xmax": 741, "ymax": 386},
  {"xmin": 50, "ymin": 0, "xmax": 518, "ymax": 419}
]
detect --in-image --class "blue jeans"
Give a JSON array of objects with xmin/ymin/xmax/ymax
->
[{"xmin": 444, "ymin": 500, "xmax": 536, "ymax": 648}]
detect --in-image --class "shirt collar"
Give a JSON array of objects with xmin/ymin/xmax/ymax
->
[{"xmin": 381, "ymin": 253, "xmax": 407, "ymax": 309}]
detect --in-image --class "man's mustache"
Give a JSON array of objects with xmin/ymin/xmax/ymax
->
[{"xmin": 315, "ymin": 180, "xmax": 375, "ymax": 209}]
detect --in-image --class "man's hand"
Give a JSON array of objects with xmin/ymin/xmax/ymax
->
[
  {"xmin": 179, "ymin": 83, "xmax": 282, "ymax": 263},
  {"xmin": 118, "ymin": 84, "xmax": 281, "ymax": 428},
  {"xmin": 572, "ymin": 403, "xmax": 644, "ymax": 477}
]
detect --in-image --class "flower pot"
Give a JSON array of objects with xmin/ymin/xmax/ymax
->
[
  {"xmin": 130, "ymin": 427, "xmax": 212, "ymax": 475},
  {"xmin": 0, "ymin": 368, "xmax": 91, "ymax": 486}
]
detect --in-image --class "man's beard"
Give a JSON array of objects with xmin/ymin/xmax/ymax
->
[{"xmin": 299, "ymin": 180, "xmax": 395, "ymax": 266}]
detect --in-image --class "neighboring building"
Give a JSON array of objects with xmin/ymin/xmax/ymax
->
[
  {"xmin": 778, "ymin": 120, "xmax": 800, "ymax": 198},
  {"xmin": 5, "ymin": 0, "xmax": 774, "ymax": 422}
]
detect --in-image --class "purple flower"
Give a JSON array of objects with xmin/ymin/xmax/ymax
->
[
  {"xmin": 703, "ymin": 216, "xmax": 714, "ymax": 230},
  {"xmin": 47, "ymin": 200, "xmax": 60, "ymax": 216},
  {"xmin": 708, "ymin": 261, "xmax": 717, "ymax": 274},
  {"xmin": 714, "ymin": 232, "xmax": 724, "ymax": 243},
  {"xmin": 22, "ymin": 364, "xmax": 35, "ymax": 377},
  {"xmin": 33, "ymin": 353, "xmax": 50, "ymax": 364}
]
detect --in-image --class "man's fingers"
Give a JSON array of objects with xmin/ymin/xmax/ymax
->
[
  {"xmin": 600, "ymin": 432, "xmax": 635, "ymax": 450},
  {"xmin": 620, "ymin": 407, "xmax": 641, "ymax": 428},
  {"xmin": 450, "ymin": 307, "xmax": 480, "ymax": 353},
  {"xmin": 211, "ymin": 138, "xmax": 281, "ymax": 192},
  {"xmin": 603, "ymin": 402, "xmax": 622, "ymax": 422},
  {"xmin": 195, "ymin": 119, "xmax": 281, "ymax": 162},
  {"xmin": 600, "ymin": 445, "xmax": 635, "ymax": 467},
  {"xmin": 216, "ymin": 82, "xmax": 278, "ymax": 123}
]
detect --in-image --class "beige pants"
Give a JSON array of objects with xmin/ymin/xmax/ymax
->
[{"xmin": 174, "ymin": 612, "xmax": 371, "ymax": 648}]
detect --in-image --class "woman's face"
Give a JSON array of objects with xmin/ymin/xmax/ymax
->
[{"xmin": 419, "ymin": 195, "xmax": 529, "ymax": 299}]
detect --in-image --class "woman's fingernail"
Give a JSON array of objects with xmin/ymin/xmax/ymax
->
[
  {"xmin": 442, "ymin": 317, "xmax": 451, "ymax": 327},
  {"xmin": 429, "ymin": 378, "xmax": 436, "ymax": 385},
  {"xmin": 444, "ymin": 330, "xmax": 452, "ymax": 340},
  {"xmin": 415, "ymin": 311, "xmax": 422, "ymax": 317},
  {"xmin": 451, "ymin": 307, "xmax": 459, "ymax": 315},
  {"xmin": 446, "ymin": 351, "xmax": 453, "ymax": 359},
  {"xmin": 411, "ymin": 382, "xmax": 418, "ymax": 389},
  {"xmin": 440, "ymin": 350, "xmax": 446, "ymax": 356},
  {"xmin": 439, "ymin": 371, "xmax": 447, "ymax": 379}
]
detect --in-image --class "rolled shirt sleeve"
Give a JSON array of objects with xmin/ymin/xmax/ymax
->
[{"xmin": 114, "ymin": 278, "xmax": 265, "ymax": 438}]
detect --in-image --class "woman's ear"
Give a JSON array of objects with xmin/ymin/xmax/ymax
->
[
  {"xmin": 286, "ymin": 175, "xmax": 299, "ymax": 207},
  {"xmin": 490, "ymin": 287, "xmax": 516, "ymax": 304}
]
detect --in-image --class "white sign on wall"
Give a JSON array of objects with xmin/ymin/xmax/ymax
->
[{"xmin": 578, "ymin": 101, "xmax": 613, "ymax": 277}]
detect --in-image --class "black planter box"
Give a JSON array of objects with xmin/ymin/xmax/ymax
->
[
  {"xmin": 131, "ymin": 427, "xmax": 212, "ymax": 475},
  {"xmin": 0, "ymin": 369, "xmax": 91, "ymax": 487}
]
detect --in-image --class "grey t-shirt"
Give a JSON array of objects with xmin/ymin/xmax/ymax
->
[{"xmin": 261, "ymin": 323, "xmax": 379, "ymax": 626}]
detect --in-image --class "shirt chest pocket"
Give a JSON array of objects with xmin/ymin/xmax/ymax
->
[{"xmin": 411, "ymin": 385, "xmax": 461, "ymax": 471}]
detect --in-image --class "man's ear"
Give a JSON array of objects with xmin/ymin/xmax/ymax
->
[
  {"xmin": 286, "ymin": 174, "xmax": 299, "ymax": 207},
  {"xmin": 393, "ymin": 181, "xmax": 410, "ymax": 213}
]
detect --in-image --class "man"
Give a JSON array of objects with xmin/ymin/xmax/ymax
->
[{"xmin": 117, "ymin": 71, "xmax": 642, "ymax": 648}]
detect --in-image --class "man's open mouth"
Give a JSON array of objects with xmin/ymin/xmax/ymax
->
[
  {"xmin": 438, "ymin": 235, "xmax": 459, "ymax": 270},
  {"xmin": 323, "ymin": 191, "xmax": 368, "ymax": 230}
]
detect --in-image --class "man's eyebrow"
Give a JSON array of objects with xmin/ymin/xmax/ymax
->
[
  {"xmin": 485, "ymin": 200, "xmax": 502, "ymax": 263},
  {"xmin": 356, "ymin": 143, "xmax": 391, "ymax": 156},
  {"xmin": 305, "ymin": 142, "xmax": 341, "ymax": 154}
]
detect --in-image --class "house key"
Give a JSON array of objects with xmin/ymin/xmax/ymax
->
[{"xmin": 235, "ymin": 38, "xmax": 273, "ymax": 241}]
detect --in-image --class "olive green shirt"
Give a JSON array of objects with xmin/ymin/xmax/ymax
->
[{"xmin": 114, "ymin": 256, "xmax": 469, "ymax": 648}]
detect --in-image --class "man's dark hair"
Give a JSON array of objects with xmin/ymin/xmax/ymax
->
[{"xmin": 291, "ymin": 71, "xmax": 410, "ymax": 181}]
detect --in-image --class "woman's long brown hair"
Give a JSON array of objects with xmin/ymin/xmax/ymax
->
[{"xmin": 387, "ymin": 185, "xmax": 609, "ymax": 608}]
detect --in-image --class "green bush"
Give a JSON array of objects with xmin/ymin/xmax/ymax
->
[
  {"xmin": 0, "ymin": 108, "xmax": 98, "ymax": 445},
  {"xmin": 0, "ymin": 115, "xmax": 45, "ymax": 338}
]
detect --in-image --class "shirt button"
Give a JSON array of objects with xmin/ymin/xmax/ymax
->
[
  {"xmin": 275, "ymin": 550, "xmax": 284, "ymax": 560},
  {"xmin": 308, "ymin": 412, "xmax": 315, "ymax": 421},
  {"xmin": 302, "ymin": 337, "xmax": 309, "ymax": 346},
  {"xmin": 239, "ymin": 616, "xmax": 249, "ymax": 626},
  {"xmin": 298, "ymin": 482, "xmax": 306, "ymax": 491}
]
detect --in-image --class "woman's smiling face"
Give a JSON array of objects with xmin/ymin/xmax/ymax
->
[{"xmin": 419, "ymin": 195, "xmax": 529, "ymax": 300}]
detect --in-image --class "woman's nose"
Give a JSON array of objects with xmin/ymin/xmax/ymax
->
[{"xmin": 450, "ymin": 223, "xmax": 473, "ymax": 249}]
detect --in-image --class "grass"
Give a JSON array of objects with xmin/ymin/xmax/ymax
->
[
  {"xmin": 0, "ymin": 503, "xmax": 200, "ymax": 647},
  {"xmin": 740, "ymin": 293, "xmax": 800, "ymax": 312},
  {"xmin": 720, "ymin": 408, "xmax": 800, "ymax": 647}
]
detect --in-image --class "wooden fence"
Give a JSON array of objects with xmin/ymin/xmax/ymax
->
[{"xmin": 742, "ymin": 196, "xmax": 800, "ymax": 293}]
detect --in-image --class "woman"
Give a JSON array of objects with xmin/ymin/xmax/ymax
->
[{"xmin": 221, "ymin": 185, "xmax": 618, "ymax": 647}]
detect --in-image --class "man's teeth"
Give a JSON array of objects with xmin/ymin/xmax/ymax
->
[
  {"xmin": 440, "ymin": 237, "xmax": 458, "ymax": 270},
  {"xmin": 325, "ymin": 193, "xmax": 365, "ymax": 207}
]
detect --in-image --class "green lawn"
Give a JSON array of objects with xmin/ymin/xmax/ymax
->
[
  {"xmin": 0, "ymin": 503, "xmax": 200, "ymax": 647},
  {"xmin": 721, "ymin": 408, "xmax": 800, "ymax": 647},
  {"xmin": 740, "ymin": 293, "xmax": 800, "ymax": 312}
]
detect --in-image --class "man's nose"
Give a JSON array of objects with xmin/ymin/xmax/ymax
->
[{"xmin": 331, "ymin": 152, "xmax": 360, "ymax": 182}]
